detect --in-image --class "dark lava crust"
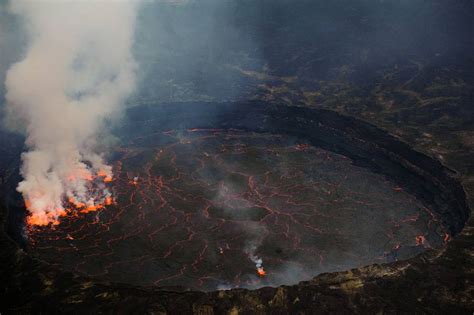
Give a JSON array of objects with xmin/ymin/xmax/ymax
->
[
  {"xmin": 26, "ymin": 112, "xmax": 451, "ymax": 290},
  {"xmin": 0, "ymin": 101, "xmax": 471, "ymax": 313},
  {"xmin": 123, "ymin": 101, "xmax": 469, "ymax": 234}
]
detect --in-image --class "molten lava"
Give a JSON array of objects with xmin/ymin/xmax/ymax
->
[
  {"xmin": 257, "ymin": 267, "xmax": 266, "ymax": 277},
  {"xmin": 105, "ymin": 196, "xmax": 113, "ymax": 206},
  {"xmin": 26, "ymin": 129, "xmax": 451, "ymax": 291},
  {"xmin": 26, "ymin": 208, "xmax": 67, "ymax": 226},
  {"xmin": 25, "ymin": 169, "xmax": 114, "ymax": 227},
  {"xmin": 98, "ymin": 169, "xmax": 113, "ymax": 183},
  {"xmin": 416, "ymin": 235, "xmax": 426, "ymax": 246}
]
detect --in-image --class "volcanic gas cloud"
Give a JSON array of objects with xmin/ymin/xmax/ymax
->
[{"xmin": 3, "ymin": 1, "xmax": 139, "ymax": 226}]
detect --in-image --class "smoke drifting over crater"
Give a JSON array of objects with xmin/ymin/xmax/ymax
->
[{"xmin": 4, "ymin": 1, "xmax": 140, "ymax": 225}]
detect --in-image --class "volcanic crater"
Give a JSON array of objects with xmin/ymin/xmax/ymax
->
[{"xmin": 10, "ymin": 102, "xmax": 469, "ymax": 292}]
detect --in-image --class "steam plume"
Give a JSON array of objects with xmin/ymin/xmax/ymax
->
[{"xmin": 4, "ymin": 1, "xmax": 139, "ymax": 226}]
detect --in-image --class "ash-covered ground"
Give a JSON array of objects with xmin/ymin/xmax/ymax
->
[{"xmin": 27, "ymin": 129, "xmax": 448, "ymax": 291}]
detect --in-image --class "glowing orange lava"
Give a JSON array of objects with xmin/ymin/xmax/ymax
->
[
  {"xmin": 416, "ymin": 235, "xmax": 426, "ymax": 245},
  {"xmin": 81, "ymin": 204, "xmax": 101, "ymax": 213},
  {"xmin": 26, "ymin": 208, "xmax": 67, "ymax": 226},
  {"xmin": 97, "ymin": 170, "xmax": 108, "ymax": 177},
  {"xmin": 105, "ymin": 196, "xmax": 113, "ymax": 205},
  {"xmin": 257, "ymin": 267, "xmax": 266, "ymax": 277},
  {"xmin": 25, "ymin": 169, "xmax": 114, "ymax": 227}
]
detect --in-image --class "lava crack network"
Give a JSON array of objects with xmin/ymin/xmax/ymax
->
[{"xmin": 27, "ymin": 129, "xmax": 449, "ymax": 291}]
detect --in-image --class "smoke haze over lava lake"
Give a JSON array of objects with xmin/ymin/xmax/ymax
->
[{"xmin": 19, "ymin": 102, "xmax": 464, "ymax": 291}]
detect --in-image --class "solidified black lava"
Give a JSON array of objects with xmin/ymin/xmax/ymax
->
[{"xmin": 8, "ymin": 101, "xmax": 470, "ymax": 292}]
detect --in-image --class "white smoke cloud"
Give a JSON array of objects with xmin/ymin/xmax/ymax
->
[{"xmin": 4, "ymin": 0, "xmax": 140, "ymax": 226}]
